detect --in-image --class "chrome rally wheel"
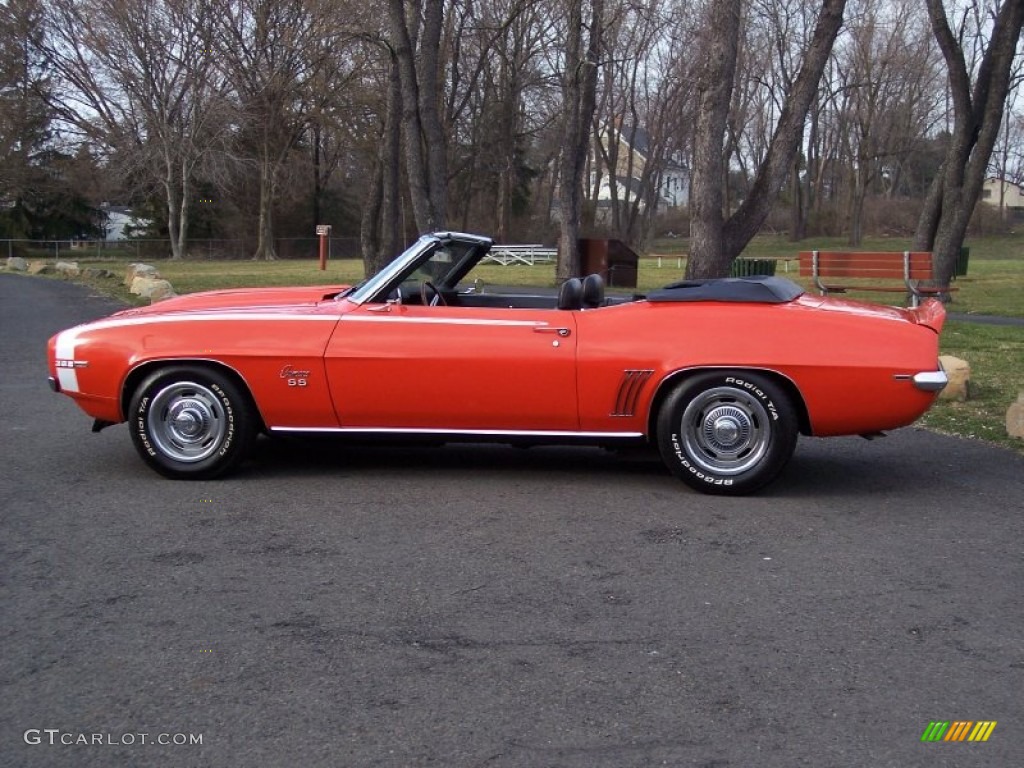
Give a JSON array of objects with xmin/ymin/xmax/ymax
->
[
  {"xmin": 680, "ymin": 386, "xmax": 772, "ymax": 476},
  {"xmin": 147, "ymin": 381, "xmax": 228, "ymax": 463}
]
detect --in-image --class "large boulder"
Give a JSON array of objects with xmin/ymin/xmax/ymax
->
[
  {"xmin": 6, "ymin": 256, "xmax": 27, "ymax": 271},
  {"xmin": 1007, "ymin": 393, "xmax": 1024, "ymax": 439},
  {"xmin": 130, "ymin": 276, "xmax": 176, "ymax": 301},
  {"xmin": 124, "ymin": 263, "xmax": 160, "ymax": 286},
  {"xmin": 938, "ymin": 355, "xmax": 971, "ymax": 402},
  {"xmin": 148, "ymin": 282, "xmax": 177, "ymax": 302},
  {"xmin": 55, "ymin": 260, "xmax": 80, "ymax": 276}
]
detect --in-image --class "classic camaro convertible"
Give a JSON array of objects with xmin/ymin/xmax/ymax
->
[{"xmin": 47, "ymin": 231, "xmax": 948, "ymax": 494}]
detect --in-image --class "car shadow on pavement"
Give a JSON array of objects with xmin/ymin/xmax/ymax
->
[
  {"xmin": 241, "ymin": 432, "xmax": 949, "ymax": 500},
  {"xmin": 248, "ymin": 434, "xmax": 667, "ymax": 480}
]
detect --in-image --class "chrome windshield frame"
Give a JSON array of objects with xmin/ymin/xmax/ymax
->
[
  {"xmin": 345, "ymin": 235, "xmax": 441, "ymax": 306},
  {"xmin": 345, "ymin": 231, "xmax": 493, "ymax": 306}
]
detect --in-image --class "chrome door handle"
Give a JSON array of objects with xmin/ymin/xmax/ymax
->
[{"xmin": 533, "ymin": 327, "xmax": 571, "ymax": 337}]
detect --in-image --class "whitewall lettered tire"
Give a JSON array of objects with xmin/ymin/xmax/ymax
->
[
  {"xmin": 656, "ymin": 371, "xmax": 799, "ymax": 495},
  {"xmin": 128, "ymin": 366, "xmax": 256, "ymax": 479}
]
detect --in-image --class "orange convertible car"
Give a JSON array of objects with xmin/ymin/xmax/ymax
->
[{"xmin": 48, "ymin": 231, "xmax": 948, "ymax": 494}]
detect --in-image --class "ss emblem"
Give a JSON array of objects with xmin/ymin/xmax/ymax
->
[{"xmin": 286, "ymin": 378, "xmax": 307, "ymax": 387}]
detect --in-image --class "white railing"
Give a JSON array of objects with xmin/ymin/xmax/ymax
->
[{"xmin": 481, "ymin": 244, "xmax": 557, "ymax": 266}]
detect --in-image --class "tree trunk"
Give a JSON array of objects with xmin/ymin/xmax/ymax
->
[
  {"xmin": 687, "ymin": 0, "xmax": 846, "ymax": 278},
  {"xmin": 312, "ymin": 123, "xmax": 322, "ymax": 229},
  {"xmin": 688, "ymin": 0, "xmax": 740, "ymax": 279},
  {"xmin": 177, "ymin": 168, "xmax": 190, "ymax": 260},
  {"xmin": 556, "ymin": 0, "xmax": 604, "ymax": 281},
  {"xmin": 496, "ymin": 51, "xmax": 517, "ymax": 243},
  {"xmin": 253, "ymin": 151, "xmax": 277, "ymax": 260},
  {"xmin": 165, "ymin": 179, "xmax": 183, "ymax": 260},
  {"xmin": 914, "ymin": 0, "xmax": 1024, "ymax": 286},
  {"xmin": 163, "ymin": 148, "xmax": 183, "ymax": 260},
  {"xmin": 388, "ymin": 0, "xmax": 446, "ymax": 233},
  {"xmin": 789, "ymin": 153, "xmax": 806, "ymax": 242},
  {"xmin": 418, "ymin": 0, "xmax": 447, "ymax": 230},
  {"xmin": 848, "ymin": 188, "xmax": 865, "ymax": 247},
  {"xmin": 361, "ymin": 56, "xmax": 403, "ymax": 276},
  {"xmin": 361, "ymin": 150, "xmax": 384, "ymax": 274}
]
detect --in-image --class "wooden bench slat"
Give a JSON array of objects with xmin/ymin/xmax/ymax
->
[{"xmin": 796, "ymin": 250, "xmax": 955, "ymax": 306}]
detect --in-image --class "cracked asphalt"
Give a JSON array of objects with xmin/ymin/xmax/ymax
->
[{"xmin": 2, "ymin": 272, "xmax": 1023, "ymax": 767}]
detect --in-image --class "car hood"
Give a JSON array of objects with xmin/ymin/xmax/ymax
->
[{"xmin": 114, "ymin": 285, "xmax": 352, "ymax": 317}]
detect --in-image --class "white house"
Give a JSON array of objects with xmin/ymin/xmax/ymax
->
[
  {"xmin": 980, "ymin": 177, "xmax": 1024, "ymax": 215},
  {"xmin": 595, "ymin": 122, "xmax": 689, "ymax": 209},
  {"xmin": 100, "ymin": 204, "xmax": 150, "ymax": 241}
]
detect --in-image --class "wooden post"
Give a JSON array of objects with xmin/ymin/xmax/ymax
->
[{"xmin": 316, "ymin": 225, "xmax": 331, "ymax": 270}]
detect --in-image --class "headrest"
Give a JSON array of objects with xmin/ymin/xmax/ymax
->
[
  {"xmin": 581, "ymin": 273, "xmax": 605, "ymax": 308},
  {"xmin": 557, "ymin": 277, "xmax": 583, "ymax": 310}
]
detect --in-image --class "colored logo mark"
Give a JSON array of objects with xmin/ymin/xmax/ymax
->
[{"xmin": 921, "ymin": 721, "xmax": 997, "ymax": 742}]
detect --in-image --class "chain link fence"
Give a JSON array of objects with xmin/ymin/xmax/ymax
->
[{"xmin": 3, "ymin": 237, "xmax": 362, "ymax": 262}]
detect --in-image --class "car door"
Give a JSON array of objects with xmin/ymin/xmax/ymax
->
[{"xmin": 324, "ymin": 302, "xmax": 579, "ymax": 432}]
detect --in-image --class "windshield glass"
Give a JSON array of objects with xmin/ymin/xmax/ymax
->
[
  {"xmin": 347, "ymin": 234, "xmax": 490, "ymax": 304},
  {"xmin": 346, "ymin": 236, "xmax": 438, "ymax": 304}
]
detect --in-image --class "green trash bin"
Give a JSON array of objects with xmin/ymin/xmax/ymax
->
[
  {"xmin": 954, "ymin": 246, "xmax": 970, "ymax": 278},
  {"xmin": 730, "ymin": 258, "xmax": 777, "ymax": 277}
]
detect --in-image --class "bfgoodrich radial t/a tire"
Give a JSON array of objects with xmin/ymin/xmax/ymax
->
[
  {"xmin": 656, "ymin": 371, "xmax": 799, "ymax": 495},
  {"xmin": 128, "ymin": 366, "xmax": 257, "ymax": 479}
]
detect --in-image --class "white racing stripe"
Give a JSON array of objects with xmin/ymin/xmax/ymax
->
[
  {"xmin": 54, "ymin": 329, "xmax": 82, "ymax": 392},
  {"xmin": 57, "ymin": 367, "xmax": 79, "ymax": 392},
  {"xmin": 342, "ymin": 315, "xmax": 546, "ymax": 327}
]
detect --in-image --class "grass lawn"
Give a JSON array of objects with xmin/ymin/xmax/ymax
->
[
  {"xmin": 10, "ymin": 232, "xmax": 1023, "ymax": 455},
  {"xmin": 916, "ymin": 322, "xmax": 1024, "ymax": 453}
]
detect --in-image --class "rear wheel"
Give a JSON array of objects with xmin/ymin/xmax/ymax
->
[
  {"xmin": 656, "ymin": 371, "xmax": 798, "ymax": 495},
  {"xmin": 128, "ymin": 366, "xmax": 257, "ymax": 479}
]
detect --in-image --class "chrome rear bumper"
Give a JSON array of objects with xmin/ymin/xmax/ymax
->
[{"xmin": 911, "ymin": 369, "xmax": 948, "ymax": 392}]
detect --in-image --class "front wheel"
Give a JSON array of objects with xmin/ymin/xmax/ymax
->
[
  {"xmin": 128, "ymin": 366, "xmax": 257, "ymax": 479},
  {"xmin": 656, "ymin": 371, "xmax": 799, "ymax": 495}
]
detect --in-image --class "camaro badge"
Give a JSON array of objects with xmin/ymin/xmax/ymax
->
[{"xmin": 280, "ymin": 365, "xmax": 310, "ymax": 388}]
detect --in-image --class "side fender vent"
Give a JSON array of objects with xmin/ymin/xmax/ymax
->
[{"xmin": 612, "ymin": 369, "xmax": 654, "ymax": 417}]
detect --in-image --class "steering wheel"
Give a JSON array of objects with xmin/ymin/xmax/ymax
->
[{"xmin": 420, "ymin": 280, "xmax": 447, "ymax": 306}]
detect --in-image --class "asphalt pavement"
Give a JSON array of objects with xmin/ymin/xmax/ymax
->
[{"xmin": 1, "ymin": 273, "xmax": 1022, "ymax": 767}]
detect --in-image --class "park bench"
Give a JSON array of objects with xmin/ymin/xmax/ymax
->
[
  {"xmin": 798, "ymin": 250, "xmax": 956, "ymax": 307},
  {"xmin": 482, "ymin": 244, "xmax": 557, "ymax": 266}
]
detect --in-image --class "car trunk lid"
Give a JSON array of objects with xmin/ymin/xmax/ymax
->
[{"xmin": 798, "ymin": 294, "xmax": 946, "ymax": 334}]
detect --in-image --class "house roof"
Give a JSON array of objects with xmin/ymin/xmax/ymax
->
[{"xmin": 607, "ymin": 122, "xmax": 687, "ymax": 172}]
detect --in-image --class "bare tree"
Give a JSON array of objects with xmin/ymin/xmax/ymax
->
[
  {"xmin": 0, "ymin": 0, "xmax": 51, "ymax": 237},
  {"xmin": 556, "ymin": 0, "xmax": 605, "ymax": 280},
  {"xmin": 687, "ymin": 0, "xmax": 846, "ymax": 279},
  {"xmin": 990, "ymin": 104, "xmax": 1024, "ymax": 210},
  {"xmin": 591, "ymin": 1, "xmax": 690, "ymax": 249},
  {"xmin": 986, "ymin": 25, "xmax": 1024, "ymax": 217},
  {"xmin": 42, "ymin": 0, "xmax": 229, "ymax": 259},
  {"xmin": 213, "ymin": 0, "xmax": 347, "ymax": 260},
  {"xmin": 915, "ymin": 0, "xmax": 1024, "ymax": 284},
  {"xmin": 359, "ymin": 46, "xmax": 404, "ymax": 274},
  {"xmin": 462, "ymin": 0, "xmax": 554, "ymax": 241},
  {"xmin": 835, "ymin": 0, "xmax": 938, "ymax": 245},
  {"xmin": 387, "ymin": 0, "xmax": 448, "ymax": 233}
]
